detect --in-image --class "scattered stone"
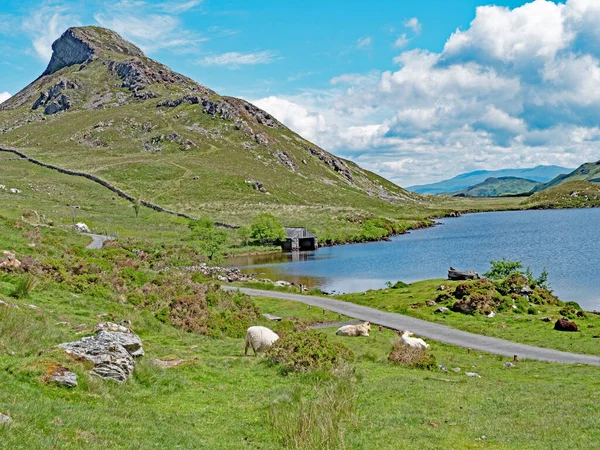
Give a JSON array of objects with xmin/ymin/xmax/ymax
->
[
  {"xmin": 55, "ymin": 321, "xmax": 70, "ymax": 326},
  {"xmin": 426, "ymin": 300, "xmax": 437, "ymax": 307},
  {"xmin": 448, "ymin": 267, "xmax": 479, "ymax": 281},
  {"xmin": 75, "ymin": 324, "xmax": 87, "ymax": 332},
  {"xmin": 152, "ymin": 358, "xmax": 186, "ymax": 369},
  {"xmin": 437, "ymin": 285, "xmax": 447, "ymax": 291},
  {"xmin": 466, "ymin": 372, "xmax": 481, "ymax": 378},
  {"xmin": 95, "ymin": 322, "xmax": 130, "ymax": 333},
  {"xmin": 275, "ymin": 280, "xmax": 291, "ymax": 287},
  {"xmin": 58, "ymin": 325, "xmax": 144, "ymax": 382},
  {"xmin": 50, "ymin": 368, "xmax": 78, "ymax": 388},
  {"xmin": 438, "ymin": 365, "xmax": 448, "ymax": 373},
  {"xmin": 0, "ymin": 413, "xmax": 12, "ymax": 425},
  {"xmin": 9, "ymin": 188, "xmax": 22, "ymax": 194},
  {"xmin": 475, "ymin": 435, "xmax": 487, "ymax": 441},
  {"xmin": 487, "ymin": 311, "xmax": 496, "ymax": 318},
  {"xmin": 504, "ymin": 362, "xmax": 516, "ymax": 369},
  {"xmin": 177, "ymin": 264, "xmax": 254, "ymax": 282},
  {"xmin": 245, "ymin": 179, "xmax": 267, "ymax": 193},
  {"xmin": 541, "ymin": 317, "xmax": 553, "ymax": 322},
  {"xmin": 262, "ymin": 313, "xmax": 283, "ymax": 321},
  {"xmin": 0, "ymin": 250, "xmax": 22, "ymax": 270},
  {"xmin": 452, "ymin": 367, "xmax": 461, "ymax": 373},
  {"xmin": 435, "ymin": 307, "xmax": 450, "ymax": 314},
  {"xmin": 554, "ymin": 318, "xmax": 578, "ymax": 332}
]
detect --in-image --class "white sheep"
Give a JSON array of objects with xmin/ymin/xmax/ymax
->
[
  {"xmin": 399, "ymin": 330, "xmax": 430, "ymax": 350},
  {"xmin": 244, "ymin": 326, "xmax": 279, "ymax": 356},
  {"xmin": 336, "ymin": 321, "xmax": 371, "ymax": 337},
  {"xmin": 75, "ymin": 222, "xmax": 91, "ymax": 233}
]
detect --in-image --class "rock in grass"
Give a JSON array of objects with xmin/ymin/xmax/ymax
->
[
  {"xmin": 435, "ymin": 307, "xmax": 450, "ymax": 314},
  {"xmin": 58, "ymin": 325, "xmax": 144, "ymax": 383},
  {"xmin": 504, "ymin": 362, "xmax": 516, "ymax": 369},
  {"xmin": 554, "ymin": 318, "xmax": 578, "ymax": 332},
  {"xmin": 50, "ymin": 368, "xmax": 78, "ymax": 388},
  {"xmin": 0, "ymin": 413, "xmax": 12, "ymax": 425},
  {"xmin": 466, "ymin": 372, "xmax": 481, "ymax": 378}
]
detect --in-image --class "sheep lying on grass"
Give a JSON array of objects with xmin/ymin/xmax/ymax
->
[
  {"xmin": 335, "ymin": 321, "xmax": 371, "ymax": 337},
  {"xmin": 244, "ymin": 326, "xmax": 279, "ymax": 356},
  {"xmin": 399, "ymin": 330, "xmax": 430, "ymax": 350}
]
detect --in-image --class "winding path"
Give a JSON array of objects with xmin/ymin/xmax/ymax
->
[
  {"xmin": 224, "ymin": 286, "xmax": 600, "ymax": 366},
  {"xmin": 85, "ymin": 234, "xmax": 112, "ymax": 250}
]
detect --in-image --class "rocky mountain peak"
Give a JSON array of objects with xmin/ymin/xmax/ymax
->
[{"xmin": 43, "ymin": 26, "xmax": 145, "ymax": 76}]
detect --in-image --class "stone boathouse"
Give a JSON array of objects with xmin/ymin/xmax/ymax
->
[{"xmin": 282, "ymin": 227, "xmax": 318, "ymax": 252}]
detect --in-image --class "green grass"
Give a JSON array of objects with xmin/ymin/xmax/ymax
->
[{"xmin": 338, "ymin": 279, "xmax": 600, "ymax": 356}]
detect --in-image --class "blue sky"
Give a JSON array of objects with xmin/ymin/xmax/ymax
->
[{"xmin": 4, "ymin": 0, "xmax": 600, "ymax": 186}]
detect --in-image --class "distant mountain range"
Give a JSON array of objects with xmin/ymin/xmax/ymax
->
[
  {"xmin": 408, "ymin": 166, "xmax": 573, "ymax": 195},
  {"xmin": 453, "ymin": 176, "xmax": 541, "ymax": 197}
]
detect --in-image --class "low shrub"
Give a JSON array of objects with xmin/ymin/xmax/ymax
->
[
  {"xmin": 387, "ymin": 280, "xmax": 409, "ymax": 289},
  {"xmin": 527, "ymin": 306, "xmax": 538, "ymax": 315},
  {"xmin": 10, "ymin": 274, "xmax": 38, "ymax": 299},
  {"xmin": 267, "ymin": 330, "xmax": 353, "ymax": 373},
  {"xmin": 497, "ymin": 273, "xmax": 529, "ymax": 295},
  {"xmin": 559, "ymin": 304, "xmax": 586, "ymax": 319},
  {"xmin": 388, "ymin": 338, "xmax": 437, "ymax": 370}
]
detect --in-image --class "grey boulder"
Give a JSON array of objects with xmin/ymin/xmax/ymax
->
[{"xmin": 0, "ymin": 413, "xmax": 11, "ymax": 425}]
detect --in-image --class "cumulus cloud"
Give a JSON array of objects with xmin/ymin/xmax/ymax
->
[
  {"xmin": 0, "ymin": 92, "xmax": 11, "ymax": 104},
  {"xmin": 393, "ymin": 33, "xmax": 409, "ymax": 48},
  {"xmin": 197, "ymin": 50, "xmax": 278, "ymax": 68},
  {"xmin": 251, "ymin": 0, "xmax": 600, "ymax": 186}
]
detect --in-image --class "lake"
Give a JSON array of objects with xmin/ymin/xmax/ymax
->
[{"xmin": 229, "ymin": 209, "xmax": 600, "ymax": 310}]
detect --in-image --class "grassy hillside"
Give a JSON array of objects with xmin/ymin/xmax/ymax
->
[
  {"xmin": 523, "ymin": 181, "xmax": 600, "ymax": 209},
  {"xmin": 533, "ymin": 161, "xmax": 600, "ymax": 192},
  {"xmin": 1, "ymin": 219, "xmax": 600, "ymax": 449},
  {"xmin": 454, "ymin": 176, "xmax": 540, "ymax": 197}
]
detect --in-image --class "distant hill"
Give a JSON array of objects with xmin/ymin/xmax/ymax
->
[
  {"xmin": 532, "ymin": 161, "xmax": 600, "ymax": 193},
  {"xmin": 409, "ymin": 166, "xmax": 572, "ymax": 195},
  {"xmin": 453, "ymin": 176, "xmax": 541, "ymax": 197},
  {"xmin": 523, "ymin": 181, "xmax": 600, "ymax": 209}
]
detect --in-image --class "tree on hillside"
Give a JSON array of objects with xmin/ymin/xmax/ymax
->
[
  {"xmin": 189, "ymin": 219, "xmax": 227, "ymax": 262},
  {"xmin": 250, "ymin": 213, "xmax": 286, "ymax": 246},
  {"xmin": 484, "ymin": 259, "xmax": 524, "ymax": 280}
]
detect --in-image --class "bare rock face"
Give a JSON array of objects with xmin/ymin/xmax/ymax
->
[
  {"xmin": 43, "ymin": 27, "xmax": 144, "ymax": 76},
  {"xmin": 49, "ymin": 367, "xmax": 78, "ymax": 388},
  {"xmin": 0, "ymin": 251, "xmax": 21, "ymax": 270},
  {"xmin": 58, "ymin": 324, "xmax": 144, "ymax": 383}
]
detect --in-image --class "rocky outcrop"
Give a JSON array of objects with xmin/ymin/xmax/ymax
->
[
  {"xmin": 554, "ymin": 318, "xmax": 578, "ymax": 332},
  {"xmin": 58, "ymin": 323, "xmax": 144, "ymax": 383},
  {"xmin": 177, "ymin": 264, "xmax": 254, "ymax": 282},
  {"xmin": 0, "ymin": 251, "xmax": 21, "ymax": 270},
  {"xmin": 43, "ymin": 27, "xmax": 144, "ymax": 76},
  {"xmin": 49, "ymin": 367, "xmax": 78, "ymax": 388},
  {"xmin": 32, "ymin": 79, "xmax": 78, "ymax": 115},
  {"xmin": 307, "ymin": 145, "xmax": 355, "ymax": 184},
  {"xmin": 448, "ymin": 267, "xmax": 479, "ymax": 281},
  {"xmin": 245, "ymin": 179, "xmax": 267, "ymax": 193}
]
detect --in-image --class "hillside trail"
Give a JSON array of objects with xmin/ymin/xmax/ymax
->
[{"xmin": 224, "ymin": 286, "xmax": 600, "ymax": 366}]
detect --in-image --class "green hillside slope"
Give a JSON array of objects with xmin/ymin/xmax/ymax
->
[
  {"xmin": 533, "ymin": 161, "xmax": 600, "ymax": 193},
  {"xmin": 523, "ymin": 181, "xmax": 600, "ymax": 209},
  {"xmin": 0, "ymin": 26, "xmax": 441, "ymax": 243},
  {"xmin": 454, "ymin": 176, "xmax": 540, "ymax": 197}
]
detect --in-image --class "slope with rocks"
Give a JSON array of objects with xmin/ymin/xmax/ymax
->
[{"xmin": 0, "ymin": 26, "xmax": 433, "ymax": 240}]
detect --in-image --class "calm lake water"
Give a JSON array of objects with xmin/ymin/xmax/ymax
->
[{"xmin": 229, "ymin": 209, "xmax": 600, "ymax": 310}]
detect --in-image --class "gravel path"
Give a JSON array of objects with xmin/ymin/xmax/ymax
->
[
  {"xmin": 85, "ymin": 234, "xmax": 112, "ymax": 250},
  {"xmin": 224, "ymin": 286, "xmax": 600, "ymax": 366}
]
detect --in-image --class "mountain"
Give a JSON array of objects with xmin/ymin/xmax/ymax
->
[
  {"xmin": 0, "ymin": 26, "xmax": 427, "ymax": 240},
  {"xmin": 408, "ymin": 166, "xmax": 572, "ymax": 195},
  {"xmin": 532, "ymin": 161, "xmax": 600, "ymax": 193},
  {"xmin": 453, "ymin": 176, "xmax": 541, "ymax": 197}
]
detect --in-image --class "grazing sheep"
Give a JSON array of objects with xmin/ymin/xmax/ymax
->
[
  {"xmin": 335, "ymin": 321, "xmax": 371, "ymax": 337},
  {"xmin": 399, "ymin": 330, "xmax": 430, "ymax": 350},
  {"xmin": 244, "ymin": 326, "xmax": 279, "ymax": 356},
  {"xmin": 75, "ymin": 222, "xmax": 91, "ymax": 233}
]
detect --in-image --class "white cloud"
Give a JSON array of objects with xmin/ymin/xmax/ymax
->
[
  {"xmin": 21, "ymin": 4, "xmax": 81, "ymax": 60},
  {"xmin": 404, "ymin": 17, "xmax": 422, "ymax": 34},
  {"xmin": 0, "ymin": 92, "xmax": 11, "ymax": 104},
  {"xmin": 158, "ymin": 0, "xmax": 203, "ymax": 14},
  {"xmin": 250, "ymin": 0, "xmax": 600, "ymax": 186},
  {"xmin": 94, "ymin": 0, "xmax": 204, "ymax": 53},
  {"xmin": 393, "ymin": 33, "xmax": 409, "ymax": 48},
  {"xmin": 357, "ymin": 37, "xmax": 372, "ymax": 48},
  {"xmin": 198, "ymin": 50, "xmax": 278, "ymax": 68}
]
